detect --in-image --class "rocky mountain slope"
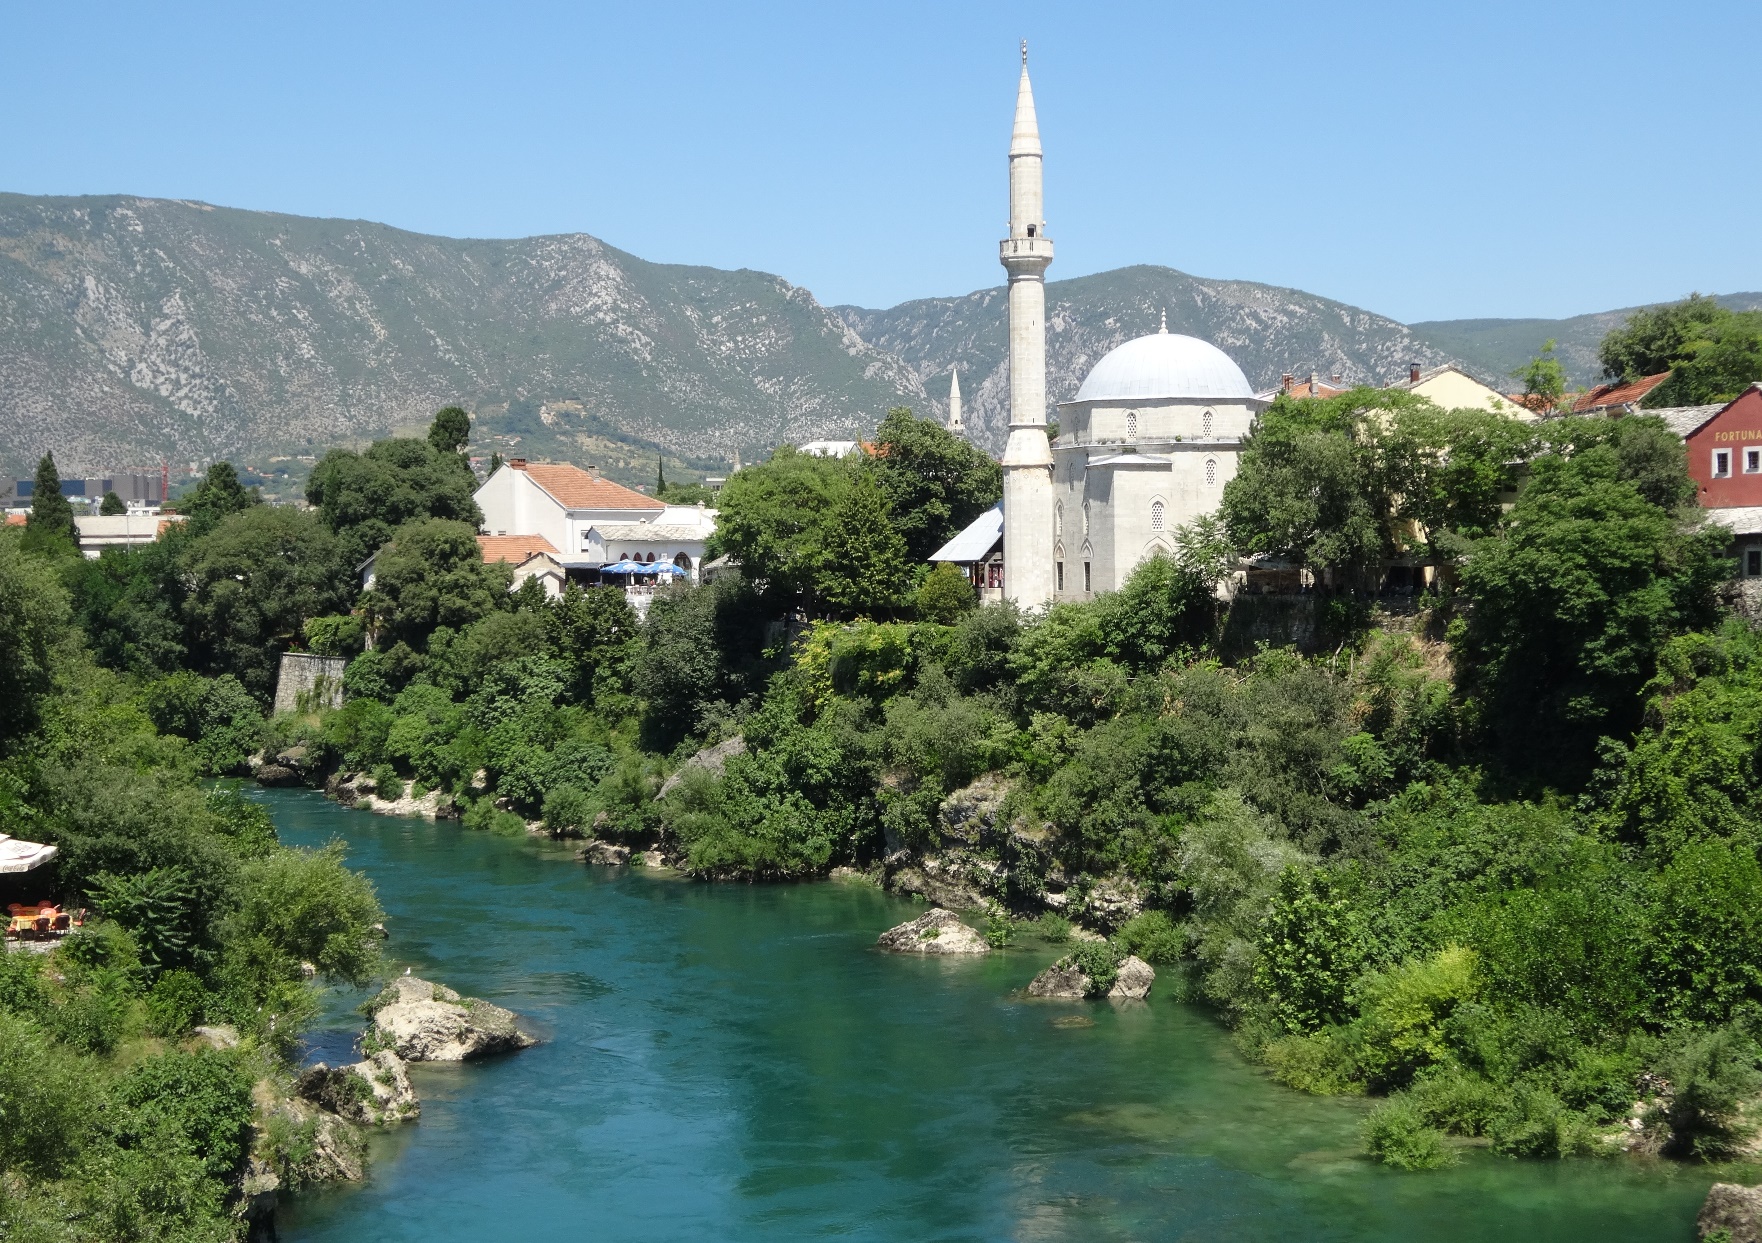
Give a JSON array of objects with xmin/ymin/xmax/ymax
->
[
  {"xmin": 1412, "ymin": 293, "xmax": 1762, "ymax": 389},
  {"xmin": 0, "ymin": 194, "xmax": 926, "ymax": 475},
  {"xmin": 837, "ymin": 265, "xmax": 1456, "ymax": 450},
  {"xmin": 0, "ymin": 192, "xmax": 1588, "ymax": 475}
]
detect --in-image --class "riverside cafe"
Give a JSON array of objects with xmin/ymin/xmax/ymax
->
[
  {"xmin": 0, "ymin": 834, "xmax": 81, "ymax": 944},
  {"xmin": 597, "ymin": 556, "xmax": 685, "ymax": 616}
]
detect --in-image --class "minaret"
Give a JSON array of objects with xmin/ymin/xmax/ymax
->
[
  {"xmin": 999, "ymin": 41, "xmax": 1055, "ymax": 608},
  {"xmin": 947, "ymin": 369, "xmax": 965, "ymax": 434}
]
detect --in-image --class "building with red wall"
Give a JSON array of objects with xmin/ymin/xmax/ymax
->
[{"xmin": 1686, "ymin": 385, "xmax": 1762, "ymax": 508}]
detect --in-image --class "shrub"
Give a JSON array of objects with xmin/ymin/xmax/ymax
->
[
  {"xmin": 1487, "ymin": 1084, "xmax": 1598, "ymax": 1158},
  {"xmin": 1036, "ymin": 913, "xmax": 1072, "ymax": 944},
  {"xmin": 1354, "ymin": 945, "xmax": 1480, "ymax": 1088},
  {"xmin": 371, "ymin": 762, "xmax": 403, "ymax": 799},
  {"xmin": 1067, "ymin": 940, "xmax": 1126, "ymax": 996},
  {"xmin": 88, "ymin": 866, "xmax": 199, "ymax": 975},
  {"xmin": 542, "ymin": 784, "xmax": 594, "ymax": 838},
  {"xmin": 1262, "ymin": 1029, "xmax": 1364, "ymax": 1095},
  {"xmin": 227, "ymin": 842, "xmax": 384, "ymax": 986},
  {"xmin": 1255, "ymin": 865, "xmax": 1367, "ymax": 1033},
  {"xmin": 1363, "ymin": 1095, "xmax": 1456, "ymax": 1169},
  {"xmin": 0, "ymin": 1011, "xmax": 98, "ymax": 1178},
  {"xmin": 1116, "ymin": 910, "xmax": 1183, "ymax": 965},
  {"xmin": 113, "ymin": 1049, "xmax": 256, "ymax": 1180},
  {"xmin": 984, "ymin": 906, "xmax": 1014, "ymax": 949},
  {"xmin": 1408, "ymin": 1066, "xmax": 1506, "ymax": 1137},
  {"xmin": 917, "ymin": 562, "xmax": 978, "ymax": 624},
  {"xmin": 146, "ymin": 969, "xmax": 207, "ymax": 1037},
  {"xmin": 1652, "ymin": 1026, "xmax": 1762, "ymax": 1161}
]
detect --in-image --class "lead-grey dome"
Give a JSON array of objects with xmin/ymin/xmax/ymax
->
[{"xmin": 1072, "ymin": 332, "xmax": 1253, "ymax": 402}]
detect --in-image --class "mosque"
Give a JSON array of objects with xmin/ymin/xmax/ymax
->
[{"xmin": 931, "ymin": 46, "xmax": 1268, "ymax": 608}]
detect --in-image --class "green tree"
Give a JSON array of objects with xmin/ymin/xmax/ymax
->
[
  {"xmin": 364, "ymin": 518, "xmax": 508, "ymax": 651},
  {"xmin": 1394, "ymin": 405, "xmax": 1537, "ymax": 566},
  {"xmin": 98, "ymin": 490, "xmax": 127, "ymax": 516},
  {"xmin": 707, "ymin": 446, "xmax": 851, "ymax": 611},
  {"xmin": 1598, "ymin": 294, "xmax": 1729, "ymax": 382},
  {"xmin": 63, "ymin": 540, "xmax": 189, "ymax": 677},
  {"xmin": 817, "ymin": 468, "xmax": 913, "ymax": 616},
  {"xmin": 546, "ymin": 583, "xmax": 638, "ymax": 705},
  {"xmin": 306, "ymin": 437, "xmax": 484, "ymax": 567},
  {"xmin": 26, "ymin": 452, "xmax": 77, "ymax": 547},
  {"xmin": 1221, "ymin": 389, "xmax": 1423, "ymax": 593},
  {"xmin": 182, "ymin": 462, "xmax": 260, "ymax": 537},
  {"xmin": 0, "ymin": 531, "xmax": 74, "ymax": 747},
  {"xmin": 1512, "ymin": 339, "xmax": 1568, "ymax": 412},
  {"xmin": 226, "ymin": 842, "xmax": 384, "ymax": 985},
  {"xmin": 916, "ymin": 562, "xmax": 978, "ymax": 624},
  {"xmin": 1452, "ymin": 436, "xmax": 1727, "ymax": 780},
  {"xmin": 427, "ymin": 404, "xmax": 473, "ymax": 455},
  {"xmin": 180, "ymin": 506, "xmax": 353, "ymax": 699},
  {"xmin": 656, "ymin": 453, "xmax": 666, "ymax": 495},
  {"xmin": 871, "ymin": 407, "xmax": 1003, "ymax": 561}
]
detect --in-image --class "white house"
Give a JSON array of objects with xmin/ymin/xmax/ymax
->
[{"xmin": 473, "ymin": 458, "xmax": 717, "ymax": 584}]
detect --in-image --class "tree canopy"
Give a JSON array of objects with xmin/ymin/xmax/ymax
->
[
  {"xmin": 26, "ymin": 452, "xmax": 76, "ymax": 548},
  {"xmin": 1598, "ymin": 295, "xmax": 1762, "ymax": 405}
]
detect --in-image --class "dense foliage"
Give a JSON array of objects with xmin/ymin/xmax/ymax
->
[{"xmin": 1598, "ymin": 294, "xmax": 1762, "ymax": 406}]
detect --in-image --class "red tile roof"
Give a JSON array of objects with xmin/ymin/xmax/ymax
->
[
  {"xmin": 4, "ymin": 513, "xmax": 25, "ymax": 527},
  {"xmin": 477, "ymin": 534, "xmax": 560, "ymax": 565},
  {"xmin": 1573, "ymin": 371, "xmax": 1671, "ymax": 413},
  {"xmin": 516, "ymin": 462, "xmax": 663, "ymax": 511}
]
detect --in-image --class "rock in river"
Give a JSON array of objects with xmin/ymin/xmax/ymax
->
[
  {"xmin": 366, "ymin": 976, "xmax": 537, "ymax": 1062},
  {"xmin": 296, "ymin": 1049, "xmax": 420, "ymax": 1125},
  {"xmin": 1700, "ymin": 1183, "xmax": 1762, "ymax": 1242},
  {"xmin": 876, "ymin": 908, "xmax": 989, "ymax": 955},
  {"xmin": 1027, "ymin": 954, "xmax": 1155, "ymax": 1000}
]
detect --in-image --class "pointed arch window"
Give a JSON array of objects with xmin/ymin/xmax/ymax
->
[
  {"xmin": 1082, "ymin": 500, "xmax": 1091, "ymax": 535},
  {"xmin": 1151, "ymin": 500, "xmax": 1165, "ymax": 531},
  {"xmin": 1202, "ymin": 410, "xmax": 1214, "ymax": 436},
  {"xmin": 1126, "ymin": 411, "xmax": 1138, "ymax": 442},
  {"xmin": 1055, "ymin": 502, "xmax": 1064, "ymax": 537},
  {"xmin": 1204, "ymin": 458, "xmax": 1218, "ymax": 487}
]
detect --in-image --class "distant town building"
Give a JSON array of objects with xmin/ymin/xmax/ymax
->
[
  {"xmin": 472, "ymin": 457, "xmax": 717, "ymax": 589},
  {"xmin": 1573, "ymin": 371, "xmax": 1673, "ymax": 416},
  {"xmin": 13, "ymin": 471, "xmax": 165, "ymax": 507},
  {"xmin": 74, "ymin": 512, "xmax": 185, "ymax": 558},
  {"xmin": 1389, "ymin": 363, "xmax": 1538, "ymax": 421}
]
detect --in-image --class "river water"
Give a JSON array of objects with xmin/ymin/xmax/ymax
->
[{"xmin": 254, "ymin": 787, "xmax": 1722, "ymax": 1242}]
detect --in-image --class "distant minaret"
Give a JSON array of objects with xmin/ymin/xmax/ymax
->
[
  {"xmin": 947, "ymin": 369, "xmax": 965, "ymax": 435},
  {"xmin": 1000, "ymin": 41, "xmax": 1054, "ymax": 608}
]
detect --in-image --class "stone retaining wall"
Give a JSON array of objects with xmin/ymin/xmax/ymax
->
[{"xmin": 273, "ymin": 653, "xmax": 347, "ymax": 717}]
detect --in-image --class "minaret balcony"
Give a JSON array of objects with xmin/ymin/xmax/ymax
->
[{"xmin": 999, "ymin": 236, "xmax": 1054, "ymax": 267}]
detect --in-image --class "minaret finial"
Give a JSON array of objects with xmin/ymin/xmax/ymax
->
[
  {"xmin": 1021, "ymin": 39, "xmax": 1028, "ymax": 66},
  {"xmin": 1159, "ymin": 308, "xmax": 1167, "ymax": 334}
]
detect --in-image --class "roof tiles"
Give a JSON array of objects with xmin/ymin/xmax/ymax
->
[
  {"xmin": 518, "ymin": 463, "xmax": 663, "ymax": 511},
  {"xmin": 477, "ymin": 533, "xmax": 560, "ymax": 564}
]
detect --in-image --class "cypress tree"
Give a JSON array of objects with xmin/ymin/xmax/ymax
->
[
  {"xmin": 27, "ymin": 453, "xmax": 76, "ymax": 543},
  {"xmin": 656, "ymin": 454, "xmax": 666, "ymax": 495}
]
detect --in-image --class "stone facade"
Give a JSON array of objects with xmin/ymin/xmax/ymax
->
[{"xmin": 272, "ymin": 653, "xmax": 346, "ymax": 717}]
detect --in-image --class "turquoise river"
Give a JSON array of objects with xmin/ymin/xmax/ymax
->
[{"xmin": 253, "ymin": 786, "xmax": 1732, "ymax": 1242}]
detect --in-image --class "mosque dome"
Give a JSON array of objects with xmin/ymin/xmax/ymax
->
[{"xmin": 1072, "ymin": 330, "xmax": 1254, "ymax": 403}]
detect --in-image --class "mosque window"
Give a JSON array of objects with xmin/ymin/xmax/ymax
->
[
  {"xmin": 1151, "ymin": 500, "xmax": 1165, "ymax": 531},
  {"xmin": 1202, "ymin": 410, "xmax": 1214, "ymax": 436},
  {"xmin": 1055, "ymin": 503, "xmax": 1063, "ymax": 537},
  {"xmin": 1082, "ymin": 501, "xmax": 1091, "ymax": 535},
  {"xmin": 1056, "ymin": 561, "xmax": 1065, "ymax": 591},
  {"xmin": 1084, "ymin": 561, "xmax": 1092, "ymax": 593},
  {"xmin": 1126, "ymin": 411, "xmax": 1138, "ymax": 441},
  {"xmin": 1027, "ymin": 224, "xmax": 1036, "ymax": 237},
  {"xmin": 1205, "ymin": 458, "xmax": 1218, "ymax": 486}
]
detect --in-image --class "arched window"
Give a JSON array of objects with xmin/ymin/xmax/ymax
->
[
  {"xmin": 1151, "ymin": 500, "xmax": 1165, "ymax": 531},
  {"xmin": 1082, "ymin": 500, "xmax": 1091, "ymax": 535},
  {"xmin": 1205, "ymin": 458, "xmax": 1218, "ymax": 487},
  {"xmin": 1202, "ymin": 410, "xmax": 1214, "ymax": 436},
  {"xmin": 1126, "ymin": 411, "xmax": 1138, "ymax": 442},
  {"xmin": 1055, "ymin": 503, "xmax": 1063, "ymax": 537},
  {"xmin": 1027, "ymin": 224, "xmax": 1037, "ymax": 237}
]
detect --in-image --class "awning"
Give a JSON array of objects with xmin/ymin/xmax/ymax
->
[
  {"xmin": 928, "ymin": 504, "xmax": 1004, "ymax": 564},
  {"xmin": 0, "ymin": 835, "xmax": 57, "ymax": 874}
]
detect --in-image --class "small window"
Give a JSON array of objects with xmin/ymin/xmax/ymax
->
[
  {"xmin": 1055, "ymin": 503, "xmax": 1063, "ymax": 537},
  {"xmin": 1205, "ymin": 458, "xmax": 1218, "ymax": 486},
  {"xmin": 1746, "ymin": 448, "xmax": 1761, "ymax": 474},
  {"xmin": 1026, "ymin": 224, "xmax": 1036, "ymax": 237},
  {"xmin": 1083, "ymin": 561, "xmax": 1092, "ymax": 593},
  {"xmin": 581, "ymin": 531, "xmax": 591, "ymax": 551},
  {"xmin": 1082, "ymin": 501, "xmax": 1091, "ymax": 535},
  {"xmin": 1715, "ymin": 449, "xmax": 1732, "ymax": 478},
  {"xmin": 1126, "ymin": 411, "xmax": 1138, "ymax": 441},
  {"xmin": 1202, "ymin": 410, "xmax": 1214, "ymax": 436},
  {"xmin": 1749, "ymin": 549, "xmax": 1762, "ymax": 578},
  {"xmin": 1151, "ymin": 500, "xmax": 1165, "ymax": 531},
  {"xmin": 1056, "ymin": 561, "xmax": 1065, "ymax": 591}
]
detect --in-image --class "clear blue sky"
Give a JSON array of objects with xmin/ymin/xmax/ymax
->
[{"xmin": 3, "ymin": 0, "xmax": 1756, "ymax": 322}]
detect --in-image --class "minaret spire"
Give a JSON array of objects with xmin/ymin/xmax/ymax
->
[
  {"xmin": 1000, "ymin": 44, "xmax": 1055, "ymax": 608},
  {"xmin": 947, "ymin": 368, "xmax": 964, "ymax": 434}
]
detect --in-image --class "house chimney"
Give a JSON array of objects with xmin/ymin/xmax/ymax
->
[
  {"xmin": 508, "ymin": 458, "xmax": 528, "ymax": 470},
  {"xmin": 1280, "ymin": 373, "xmax": 1294, "ymax": 393},
  {"xmin": 1308, "ymin": 372, "xmax": 1319, "ymax": 397},
  {"xmin": 1408, "ymin": 363, "xmax": 1421, "ymax": 384}
]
